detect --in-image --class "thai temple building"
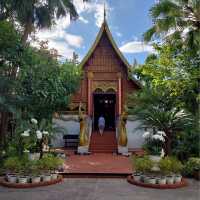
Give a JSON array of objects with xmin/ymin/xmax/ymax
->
[{"xmin": 53, "ymin": 12, "xmax": 144, "ymax": 154}]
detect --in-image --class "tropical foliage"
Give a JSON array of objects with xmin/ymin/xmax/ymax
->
[
  {"xmin": 129, "ymin": 88, "xmax": 193, "ymax": 156},
  {"xmin": 129, "ymin": 0, "xmax": 199, "ymax": 158},
  {"xmin": 0, "ymin": 0, "xmax": 79, "ymax": 42},
  {"xmin": 144, "ymin": 0, "xmax": 200, "ymax": 53},
  {"xmin": 0, "ymin": 0, "xmax": 85, "ymax": 146},
  {"xmin": 0, "ymin": 21, "xmax": 80, "ymax": 143}
]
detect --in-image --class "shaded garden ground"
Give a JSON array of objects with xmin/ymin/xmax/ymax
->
[{"xmin": 0, "ymin": 178, "xmax": 199, "ymax": 200}]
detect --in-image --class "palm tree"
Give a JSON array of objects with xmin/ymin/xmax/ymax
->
[
  {"xmin": 0, "ymin": 0, "xmax": 88, "ymax": 43},
  {"xmin": 144, "ymin": 0, "xmax": 200, "ymax": 51},
  {"xmin": 128, "ymin": 88, "xmax": 193, "ymax": 156}
]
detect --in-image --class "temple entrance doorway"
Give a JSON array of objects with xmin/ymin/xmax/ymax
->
[{"xmin": 93, "ymin": 92, "xmax": 116, "ymax": 131}]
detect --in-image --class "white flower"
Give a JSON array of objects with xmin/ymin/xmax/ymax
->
[
  {"xmin": 23, "ymin": 149, "xmax": 30, "ymax": 153},
  {"xmin": 143, "ymin": 131, "xmax": 151, "ymax": 138},
  {"xmin": 152, "ymin": 134, "xmax": 165, "ymax": 142},
  {"xmin": 157, "ymin": 131, "xmax": 166, "ymax": 137},
  {"xmin": 31, "ymin": 118, "xmax": 38, "ymax": 124},
  {"xmin": 21, "ymin": 131, "xmax": 30, "ymax": 137},
  {"xmin": 2, "ymin": 150, "xmax": 6, "ymax": 155},
  {"xmin": 42, "ymin": 131, "xmax": 49, "ymax": 135},
  {"xmin": 175, "ymin": 109, "xmax": 187, "ymax": 118},
  {"xmin": 36, "ymin": 130, "xmax": 42, "ymax": 139}
]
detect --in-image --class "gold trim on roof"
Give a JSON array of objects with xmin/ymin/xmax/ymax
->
[{"xmin": 79, "ymin": 20, "xmax": 141, "ymax": 88}]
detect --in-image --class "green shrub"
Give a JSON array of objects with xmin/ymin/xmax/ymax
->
[
  {"xmin": 183, "ymin": 157, "xmax": 200, "ymax": 176},
  {"xmin": 158, "ymin": 157, "xmax": 183, "ymax": 175},
  {"xmin": 133, "ymin": 156, "xmax": 154, "ymax": 173},
  {"xmin": 29, "ymin": 160, "xmax": 41, "ymax": 176},
  {"xmin": 170, "ymin": 157, "xmax": 183, "ymax": 174},
  {"xmin": 3, "ymin": 157, "xmax": 22, "ymax": 173},
  {"xmin": 37, "ymin": 154, "xmax": 63, "ymax": 173}
]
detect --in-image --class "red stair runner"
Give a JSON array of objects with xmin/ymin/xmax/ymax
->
[{"xmin": 89, "ymin": 131, "xmax": 117, "ymax": 153}]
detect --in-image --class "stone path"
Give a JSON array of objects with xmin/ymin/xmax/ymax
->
[{"xmin": 0, "ymin": 178, "xmax": 199, "ymax": 200}]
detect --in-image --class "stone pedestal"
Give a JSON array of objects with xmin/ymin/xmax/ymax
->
[
  {"xmin": 118, "ymin": 145, "xmax": 129, "ymax": 156},
  {"xmin": 77, "ymin": 146, "xmax": 89, "ymax": 154}
]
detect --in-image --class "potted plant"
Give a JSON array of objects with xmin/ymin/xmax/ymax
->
[
  {"xmin": 18, "ymin": 157, "xmax": 31, "ymax": 184},
  {"xmin": 158, "ymin": 157, "xmax": 172, "ymax": 185},
  {"xmin": 156, "ymin": 176, "xmax": 167, "ymax": 185},
  {"xmin": 50, "ymin": 157, "xmax": 63, "ymax": 180},
  {"xmin": 183, "ymin": 158, "xmax": 200, "ymax": 180},
  {"xmin": 29, "ymin": 161, "xmax": 41, "ymax": 183},
  {"xmin": 171, "ymin": 158, "xmax": 183, "ymax": 183},
  {"xmin": 37, "ymin": 154, "xmax": 52, "ymax": 182},
  {"xmin": 4, "ymin": 157, "xmax": 21, "ymax": 183},
  {"xmin": 133, "ymin": 156, "xmax": 154, "ymax": 183},
  {"xmin": 148, "ymin": 176, "xmax": 156, "ymax": 184}
]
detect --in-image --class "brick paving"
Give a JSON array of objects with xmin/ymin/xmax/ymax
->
[{"xmin": 63, "ymin": 152, "xmax": 132, "ymax": 174}]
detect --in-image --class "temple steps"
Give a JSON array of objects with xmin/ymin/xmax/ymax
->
[{"xmin": 89, "ymin": 131, "xmax": 118, "ymax": 153}]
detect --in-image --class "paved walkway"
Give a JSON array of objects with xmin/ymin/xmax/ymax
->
[
  {"xmin": 0, "ymin": 178, "xmax": 199, "ymax": 200},
  {"xmin": 63, "ymin": 152, "xmax": 132, "ymax": 174}
]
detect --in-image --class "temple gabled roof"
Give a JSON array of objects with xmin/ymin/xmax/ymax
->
[
  {"xmin": 79, "ymin": 20, "xmax": 130, "ymax": 70},
  {"xmin": 79, "ymin": 19, "xmax": 141, "ymax": 88}
]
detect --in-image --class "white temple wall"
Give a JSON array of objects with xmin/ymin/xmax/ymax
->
[
  {"xmin": 52, "ymin": 115, "xmax": 79, "ymax": 148},
  {"xmin": 52, "ymin": 115, "xmax": 145, "ymax": 149},
  {"xmin": 126, "ymin": 116, "xmax": 145, "ymax": 149}
]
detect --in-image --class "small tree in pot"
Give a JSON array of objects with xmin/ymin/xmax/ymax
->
[
  {"xmin": 4, "ymin": 157, "xmax": 22, "ymax": 183},
  {"xmin": 133, "ymin": 156, "xmax": 154, "ymax": 183}
]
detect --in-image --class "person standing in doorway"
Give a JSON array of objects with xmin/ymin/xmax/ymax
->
[{"xmin": 98, "ymin": 115, "xmax": 105, "ymax": 136}]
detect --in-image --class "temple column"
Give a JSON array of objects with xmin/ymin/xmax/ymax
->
[
  {"xmin": 87, "ymin": 72, "xmax": 93, "ymax": 116},
  {"xmin": 117, "ymin": 73, "xmax": 122, "ymax": 115}
]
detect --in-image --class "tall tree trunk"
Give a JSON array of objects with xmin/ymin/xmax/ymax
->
[
  {"xmin": 21, "ymin": 19, "xmax": 33, "ymax": 44},
  {"xmin": 164, "ymin": 130, "xmax": 172, "ymax": 156},
  {"xmin": 0, "ymin": 112, "xmax": 9, "ymax": 147}
]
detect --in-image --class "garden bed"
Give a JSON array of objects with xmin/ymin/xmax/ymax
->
[
  {"xmin": 127, "ymin": 175, "xmax": 188, "ymax": 189},
  {"xmin": 0, "ymin": 175, "xmax": 63, "ymax": 189}
]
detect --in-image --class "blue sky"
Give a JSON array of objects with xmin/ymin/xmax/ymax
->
[{"xmin": 35, "ymin": 0, "xmax": 156, "ymax": 64}]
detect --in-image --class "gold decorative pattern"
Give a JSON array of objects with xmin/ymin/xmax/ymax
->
[
  {"xmin": 87, "ymin": 72, "xmax": 94, "ymax": 79},
  {"xmin": 92, "ymin": 81, "xmax": 117, "ymax": 92},
  {"xmin": 68, "ymin": 102, "xmax": 86, "ymax": 111}
]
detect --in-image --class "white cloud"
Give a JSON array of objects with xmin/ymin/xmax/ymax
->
[
  {"xmin": 79, "ymin": 16, "xmax": 89, "ymax": 24},
  {"xmin": 120, "ymin": 41, "xmax": 155, "ymax": 54},
  {"xmin": 64, "ymin": 34, "xmax": 83, "ymax": 48},
  {"xmin": 116, "ymin": 32, "xmax": 122, "ymax": 37},
  {"xmin": 32, "ymin": 14, "xmax": 83, "ymax": 59},
  {"xmin": 31, "ymin": 0, "xmax": 111, "ymax": 59},
  {"xmin": 73, "ymin": 0, "xmax": 111, "ymax": 27}
]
